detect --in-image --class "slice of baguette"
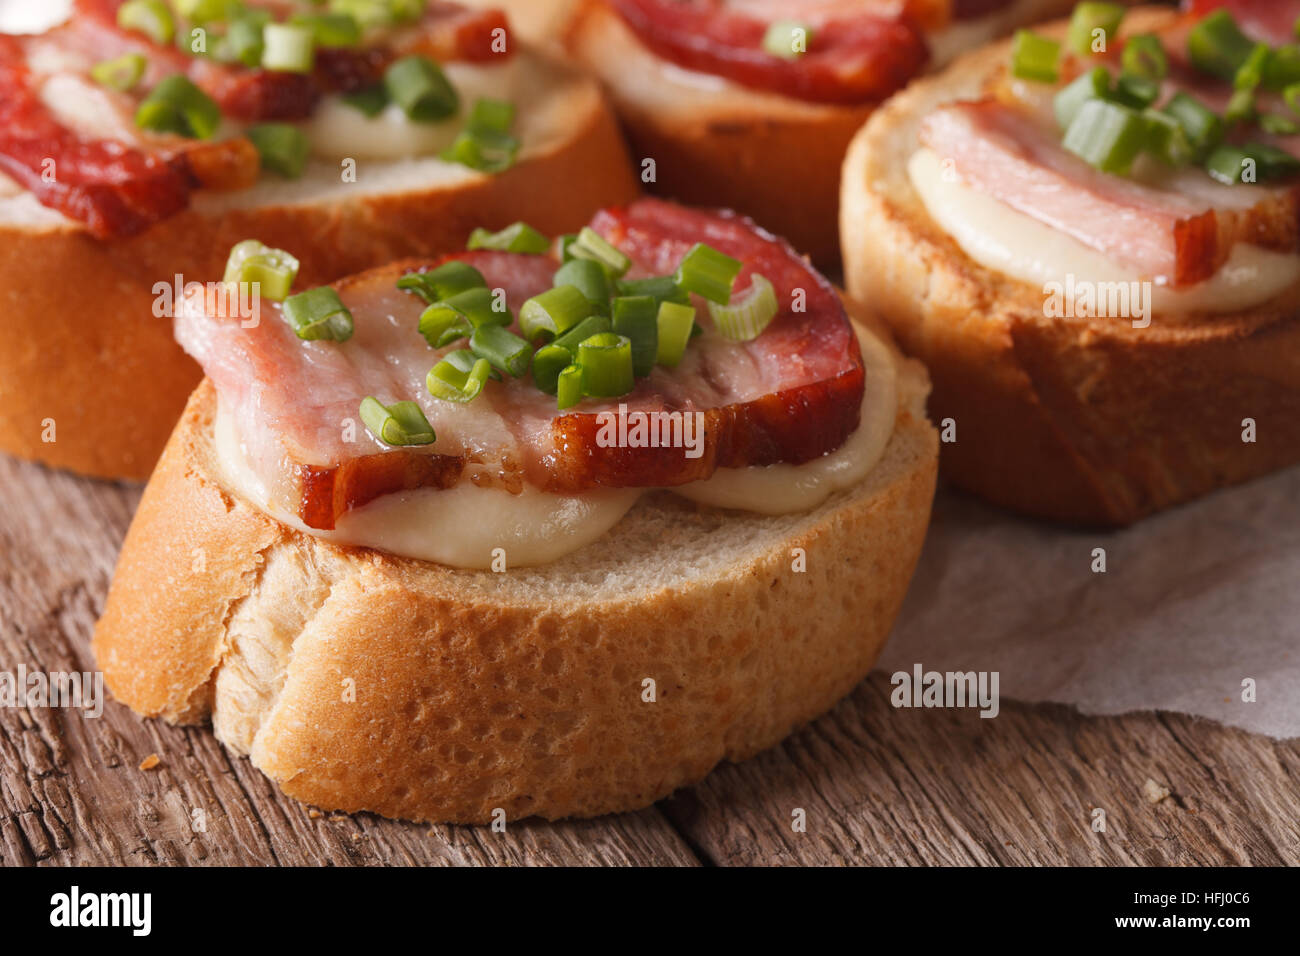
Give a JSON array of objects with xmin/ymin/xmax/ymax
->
[
  {"xmin": 842, "ymin": 7, "xmax": 1300, "ymax": 525},
  {"xmin": 563, "ymin": 0, "xmax": 1074, "ymax": 267},
  {"xmin": 0, "ymin": 51, "xmax": 639, "ymax": 482},
  {"xmin": 92, "ymin": 327, "xmax": 937, "ymax": 824}
]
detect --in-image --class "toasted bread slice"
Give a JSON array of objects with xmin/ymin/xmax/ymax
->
[
  {"xmin": 0, "ymin": 51, "xmax": 638, "ymax": 481},
  {"xmin": 564, "ymin": 0, "xmax": 1074, "ymax": 266},
  {"xmin": 841, "ymin": 7, "xmax": 1300, "ymax": 525},
  {"xmin": 92, "ymin": 327, "xmax": 937, "ymax": 823}
]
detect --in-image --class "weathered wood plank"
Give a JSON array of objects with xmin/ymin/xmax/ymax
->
[
  {"xmin": 0, "ymin": 456, "xmax": 698, "ymax": 866},
  {"xmin": 661, "ymin": 673, "xmax": 1300, "ymax": 866}
]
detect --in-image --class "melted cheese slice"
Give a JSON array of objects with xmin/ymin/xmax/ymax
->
[
  {"xmin": 908, "ymin": 147, "xmax": 1300, "ymax": 313},
  {"xmin": 214, "ymin": 324, "xmax": 899, "ymax": 568}
]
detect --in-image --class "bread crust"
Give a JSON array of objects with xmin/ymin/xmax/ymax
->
[
  {"xmin": 0, "ymin": 53, "xmax": 638, "ymax": 481},
  {"xmin": 841, "ymin": 7, "xmax": 1300, "ymax": 525},
  {"xmin": 92, "ymin": 334, "xmax": 937, "ymax": 823}
]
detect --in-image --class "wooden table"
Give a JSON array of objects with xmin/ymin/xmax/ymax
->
[{"xmin": 3, "ymin": 453, "xmax": 1298, "ymax": 867}]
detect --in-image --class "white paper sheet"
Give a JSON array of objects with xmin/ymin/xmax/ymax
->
[{"xmin": 878, "ymin": 467, "xmax": 1300, "ymax": 738}]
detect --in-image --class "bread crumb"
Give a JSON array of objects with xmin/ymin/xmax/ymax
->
[
  {"xmin": 138, "ymin": 754, "xmax": 161, "ymax": 771},
  {"xmin": 1143, "ymin": 778, "xmax": 1171, "ymax": 804}
]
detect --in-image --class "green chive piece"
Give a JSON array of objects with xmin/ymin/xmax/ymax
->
[
  {"xmin": 557, "ymin": 233, "xmax": 579, "ymax": 261},
  {"xmin": 1054, "ymin": 66, "xmax": 1112, "ymax": 130},
  {"xmin": 577, "ymin": 332, "xmax": 634, "ymax": 398},
  {"xmin": 397, "ymin": 261, "xmax": 486, "ymax": 304},
  {"xmin": 1264, "ymin": 45, "xmax": 1300, "ymax": 91},
  {"xmin": 1113, "ymin": 72, "xmax": 1160, "ymax": 110},
  {"xmin": 1235, "ymin": 42, "xmax": 1272, "ymax": 90},
  {"xmin": 427, "ymin": 354, "xmax": 493, "ymax": 403},
  {"xmin": 440, "ymin": 127, "xmax": 518, "ymax": 172},
  {"xmin": 568, "ymin": 227, "xmax": 631, "ymax": 278},
  {"xmin": 531, "ymin": 343, "xmax": 574, "ymax": 395},
  {"xmin": 1260, "ymin": 112, "xmax": 1300, "ymax": 135},
  {"xmin": 418, "ymin": 305, "xmax": 469, "ymax": 348},
  {"xmin": 1208, "ymin": 143, "xmax": 1300, "ymax": 184},
  {"xmin": 135, "ymin": 74, "xmax": 222, "ymax": 139},
  {"xmin": 1160, "ymin": 91, "xmax": 1224, "ymax": 161},
  {"xmin": 360, "ymin": 396, "xmax": 435, "ymax": 445},
  {"xmin": 552, "ymin": 259, "xmax": 612, "ymax": 314},
  {"xmin": 1206, "ymin": 144, "xmax": 1252, "ymax": 183},
  {"xmin": 1187, "ymin": 9, "xmax": 1256, "ymax": 81},
  {"xmin": 1225, "ymin": 87, "xmax": 1256, "ymax": 125},
  {"xmin": 91, "ymin": 52, "xmax": 147, "ymax": 92},
  {"xmin": 1067, "ymin": 2, "xmax": 1125, "ymax": 57},
  {"xmin": 1121, "ymin": 34, "xmax": 1168, "ymax": 81},
  {"xmin": 556, "ymin": 364, "xmax": 583, "ymax": 410},
  {"xmin": 655, "ymin": 301, "xmax": 696, "ymax": 368},
  {"xmin": 1062, "ymin": 98, "xmax": 1147, "ymax": 174},
  {"xmin": 467, "ymin": 98, "xmax": 515, "ymax": 133},
  {"xmin": 1142, "ymin": 109, "xmax": 1195, "ymax": 167},
  {"xmin": 227, "ymin": 12, "xmax": 269, "ymax": 67},
  {"xmin": 519, "ymin": 285, "xmax": 592, "ymax": 342},
  {"xmin": 1285, "ymin": 83, "xmax": 1300, "ymax": 115},
  {"xmin": 553, "ymin": 314, "xmax": 612, "ymax": 353},
  {"xmin": 246, "ymin": 123, "xmax": 310, "ymax": 179},
  {"xmin": 611, "ymin": 295, "xmax": 658, "ymax": 377},
  {"xmin": 467, "ymin": 221, "xmax": 549, "ymax": 253},
  {"xmin": 616, "ymin": 275, "xmax": 691, "ymax": 307},
  {"xmin": 1011, "ymin": 30, "xmax": 1061, "ymax": 83},
  {"xmin": 223, "ymin": 240, "xmax": 300, "ymax": 302},
  {"xmin": 283, "ymin": 286, "xmax": 354, "ymax": 341},
  {"xmin": 341, "ymin": 85, "xmax": 388, "ymax": 116},
  {"xmin": 707, "ymin": 274, "xmax": 779, "ymax": 342},
  {"xmin": 173, "ymin": 0, "xmax": 228, "ymax": 22},
  {"xmin": 418, "ymin": 287, "xmax": 507, "ymax": 348},
  {"xmin": 117, "ymin": 0, "xmax": 175, "ymax": 46},
  {"xmin": 262, "ymin": 23, "xmax": 316, "ymax": 73},
  {"xmin": 290, "ymin": 12, "xmax": 362, "ymax": 48},
  {"xmin": 675, "ymin": 242, "xmax": 742, "ymax": 305},
  {"xmin": 470, "ymin": 323, "xmax": 531, "ymax": 377},
  {"xmin": 762, "ymin": 20, "xmax": 813, "ymax": 60},
  {"xmin": 385, "ymin": 55, "xmax": 458, "ymax": 121}
]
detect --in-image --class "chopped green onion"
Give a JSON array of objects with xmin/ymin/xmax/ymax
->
[
  {"xmin": 577, "ymin": 332, "xmax": 634, "ymax": 398},
  {"xmin": 552, "ymin": 259, "xmax": 611, "ymax": 314},
  {"xmin": 1264, "ymin": 45, "xmax": 1300, "ymax": 91},
  {"xmin": 467, "ymin": 98, "xmax": 515, "ymax": 133},
  {"xmin": 675, "ymin": 242, "xmax": 742, "ymax": 305},
  {"xmin": 655, "ymin": 301, "xmax": 695, "ymax": 368},
  {"xmin": 397, "ymin": 260, "xmax": 486, "ymax": 304},
  {"xmin": 135, "ymin": 74, "xmax": 222, "ymax": 139},
  {"xmin": 1062, "ymin": 98, "xmax": 1147, "ymax": 174},
  {"xmin": 418, "ymin": 287, "xmax": 506, "ymax": 347},
  {"xmin": 1121, "ymin": 34, "xmax": 1168, "ymax": 81},
  {"xmin": 1067, "ymin": 2, "xmax": 1125, "ymax": 57},
  {"xmin": 1285, "ymin": 83, "xmax": 1300, "ymax": 115},
  {"xmin": 1235, "ymin": 42, "xmax": 1272, "ymax": 90},
  {"xmin": 467, "ymin": 221, "xmax": 549, "ymax": 253},
  {"xmin": 1054, "ymin": 66, "xmax": 1111, "ymax": 130},
  {"xmin": 470, "ymin": 324, "xmax": 531, "ymax": 377},
  {"xmin": 418, "ymin": 306, "xmax": 469, "ymax": 347},
  {"xmin": 341, "ymin": 85, "xmax": 388, "ymax": 116},
  {"xmin": 427, "ymin": 353, "xmax": 493, "ymax": 403},
  {"xmin": 556, "ymin": 364, "xmax": 583, "ymax": 410},
  {"xmin": 1143, "ymin": 108, "xmax": 1195, "ymax": 167},
  {"xmin": 707, "ymin": 274, "xmax": 778, "ymax": 342},
  {"xmin": 283, "ymin": 286, "xmax": 354, "ymax": 341},
  {"xmin": 1225, "ymin": 87, "xmax": 1256, "ymax": 125},
  {"xmin": 1208, "ymin": 143, "xmax": 1300, "ymax": 183},
  {"xmin": 762, "ymin": 20, "xmax": 813, "ymax": 60},
  {"xmin": 360, "ymin": 396, "xmax": 435, "ymax": 445},
  {"xmin": 552, "ymin": 313, "xmax": 611, "ymax": 354},
  {"xmin": 1160, "ymin": 92, "xmax": 1224, "ymax": 161},
  {"xmin": 1206, "ymin": 144, "xmax": 1251, "ymax": 183},
  {"xmin": 173, "ymin": 0, "xmax": 228, "ymax": 22},
  {"xmin": 262, "ymin": 23, "xmax": 316, "ymax": 73},
  {"xmin": 1187, "ymin": 9, "xmax": 1255, "ymax": 81},
  {"xmin": 531, "ymin": 343, "xmax": 573, "ymax": 395},
  {"xmin": 557, "ymin": 233, "xmax": 578, "ymax": 261},
  {"xmin": 117, "ymin": 0, "xmax": 174, "ymax": 46},
  {"xmin": 440, "ymin": 127, "xmax": 518, "ymax": 172},
  {"xmin": 1248, "ymin": 143, "xmax": 1300, "ymax": 179},
  {"xmin": 611, "ymin": 295, "xmax": 658, "ymax": 377},
  {"xmin": 519, "ymin": 285, "xmax": 592, "ymax": 341},
  {"xmin": 1011, "ymin": 30, "xmax": 1060, "ymax": 83},
  {"xmin": 223, "ymin": 239, "xmax": 300, "ymax": 302},
  {"xmin": 1113, "ymin": 73, "xmax": 1160, "ymax": 110},
  {"xmin": 1260, "ymin": 112, "xmax": 1300, "ymax": 135},
  {"xmin": 616, "ymin": 275, "xmax": 690, "ymax": 307},
  {"xmin": 330, "ymin": 0, "xmax": 424, "ymax": 28},
  {"xmin": 227, "ymin": 13, "xmax": 268, "ymax": 68},
  {"xmin": 246, "ymin": 123, "xmax": 310, "ymax": 178},
  {"xmin": 568, "ymin": 227, "xmax": 631, "ymax": 278},
  {"xmin": 384, "ymin": 55, "xmax": 457, "ymax": 121},
  {"xmin": 290, "ymin": 12, "xmax": 362, "ymax": 47},
  {"xmin": 91, "ymin": 52, "xmax": 147, "ymax": 92}
]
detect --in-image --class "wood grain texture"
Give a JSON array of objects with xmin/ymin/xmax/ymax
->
[{"xmin": 2, "ymin": 453, "xmax": 1297, "ymax": 866}]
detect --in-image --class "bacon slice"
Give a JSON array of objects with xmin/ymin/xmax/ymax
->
[
  {"xmin": 177, "ymin": 200, "xmax": 866, "ymax": 529},
  {"xmin": 607, "ymin": 0, "xmax": 930, "ymax": 105},
  {"xmin": 920, "ymin": 98, "xmax": 1300, "ymax": 286},
  {"xmin": 1182, "ymin": 0, "xmax": 1300, "ymax": 45}
]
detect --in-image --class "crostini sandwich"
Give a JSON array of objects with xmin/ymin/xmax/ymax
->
[
  {"xmin": 843, "ymin": 0, "xmax": 1300, "ymax": 525},
  {"xmin": 92, "ymin": 198, "xmax": 938, "ymax": 823},
  {"xmin": 0, "ymin": 0, "xmax": 637, "ymax": 481},
  {"xmin": 564, "ymin": 0, "xmax": 1076, "ymax": 266}
]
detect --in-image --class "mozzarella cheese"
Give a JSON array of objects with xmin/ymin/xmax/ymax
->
[
  {"xmin": 907, "ymin": 146, "xmax": 1300, "ymax": 313},
  {"xmin": 214, "ymin": 324, "xmax": 900, "ymax": 568}
]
